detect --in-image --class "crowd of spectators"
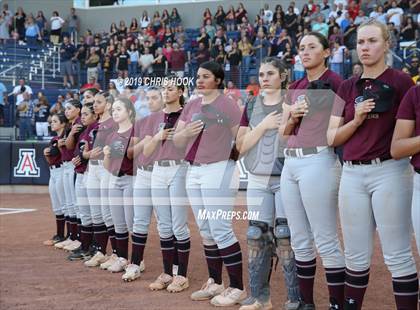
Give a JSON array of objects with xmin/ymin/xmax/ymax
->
[
  {"xmin": 0, "ymin": 1, "xmax": 419, "ymax": 137},
  {"xmin": 1, "ymin": 1, "xmax": 419, "ymax": 88}
]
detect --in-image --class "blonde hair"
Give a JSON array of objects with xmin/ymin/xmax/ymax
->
[{"xmin": 357, "ymin": 19, "xmax": 390, "ymax": 43}]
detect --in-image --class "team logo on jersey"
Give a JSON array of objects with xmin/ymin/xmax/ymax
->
[
  {"xmin": 354, "ymin": 96, "xmax": 364, "ymax": 106},
  {"xmin": 14, "ymin": 149, "xmax": 40, "ymax": 177}
]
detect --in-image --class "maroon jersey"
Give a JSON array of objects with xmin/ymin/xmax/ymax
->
[
  {"xmin": 106, "ymin": 127, "xmax": 134, "ymax": 176},
  {"xmin": 396, "ymin": 85, "xmax": 420, "ymax": 169},
  {"xmin": 179, "ymin": 94, "xmax": 241, "ymax": 164},
  {"xmin": 335, "ymin": 68, "xmax": 414, "ymax": 161},
  {"xmin": 48, "ymin": 136, "xmax": 62, "ymax": 166},
  {"xmin": 74, "ymin": 121, "xmax": 99, "ymax": 174},
  {"xmin": 133, "ymin": 117, "xmax": 157, "ymax": 166},
  {"xmin": 92, "ymin": 117, "xmax": 116, "ymax": 160},
  {"xmin": 60, "ymin": 117, "xmax": 82, "ymax": 161},
  {"xmin": 146, "ymin": 110, "xmax": 185, "ymax": 161},
  {"xmin": 286, "ymin": 69, "xmax": 343, "ymax": 148}
]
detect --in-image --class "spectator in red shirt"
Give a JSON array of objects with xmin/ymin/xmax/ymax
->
[
  {"xmin": 170, "ymin": 42, "xmax": 186, "ymax": 77},
  {"xmin": 348, "ymin": 1, "xmax": 360, "ymax": 21},
  {"xmin": 162, "ymin": 39, "xmax": 173, "ymax": 67}
]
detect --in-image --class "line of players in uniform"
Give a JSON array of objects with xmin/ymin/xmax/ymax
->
[{"xmin": 43, "ymin": 19, "xmax": 420, "ymax": 310}]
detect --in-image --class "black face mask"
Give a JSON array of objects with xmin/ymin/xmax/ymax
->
[{"xmin": 356, "ymin": 78, "xmax": 396, "ymax": 113}]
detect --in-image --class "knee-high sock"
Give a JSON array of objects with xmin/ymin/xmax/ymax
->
[
  {"xmin": 160, "ymin": 236, "xmax": 174, "ymax": 275},
  {"xmin": 107, "ymin": 225, "xmax": 117, "ymax": 254},
  {"xmin": 131, "ymin": 232, "xmax": 147, "ymax": 266},
  {"xmin": 70, "ymin": 217, "xmax": 78, "ymax": 241},
  {"xmin": 326, "ymin": 267, "xmax": 346, "ymax": 308},
  {"xmin": 219, "ymin": 242, "xmax": 243, "ymax": 290},
  {"xmin": 93, "ymin": 223, "xmax": 108, "ymax": 254},
  {"xmin": 296, "ymin": 258, "xmax": 317, "ymax": 305},
  {"xmin": 173, "ymin": 236, "xmax": 179, "ymax": 266},
  {"xmin": 56, "ymin": 214, "xmax": 65, "ymax": 238},
  {"xmin": 344, "ymin": 268, "xmax": 370, "ymax": 310},
  {"xmin": 393, "ymin": 273, "xmax": 418, "ymax": 310},
  {"xmin": 80, "ymin": 224, "xmax": 93, "ymax": 252},
  {"xmin": 204, "ymin": 244, "xmax": 223, "ymax": 284},
  {"xmin": 115, "ymin": 232, "xmax": 129, "ymax": 259},
  {"xmin": 76, "ymin": 218, "xmax": 82, "ymax": 240},
  {"xmin": 176, "ymin": 237, "xmax": 190, "ymax": 277}
]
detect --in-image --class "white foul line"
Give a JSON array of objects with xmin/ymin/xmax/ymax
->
[{"xmin": 0, "ymin": 208, "xmax": 37, "ymax": 215}]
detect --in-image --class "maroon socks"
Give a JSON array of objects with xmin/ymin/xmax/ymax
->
[
  {"xmin": 131, "ymin": 232, "xmax": 148, "ymax": 266},
  {"xmin": 55, "ymin": 214, "xmax": 65, "ymax": 238},
  {"xmin": 204, "ymin": 244, "xmax": 223, "ymax": 284},
  {"xmin": 219, "ymin": 242, "xmax": 243, "ymax": 290},
  {"xmin": 296, "ymin": 258, "xmax": 317, "ymax": 305}
]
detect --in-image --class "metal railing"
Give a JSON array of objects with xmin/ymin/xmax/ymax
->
[{"xmin": 0, "ymin": 45, "xmax": 61, "ymax": 89}]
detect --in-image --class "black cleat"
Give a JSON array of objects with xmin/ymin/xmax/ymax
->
[
  {"xmin": 67, "ymin": 248, "xmax": 93, "ymax": 261},
  {"xmin": 300, "ymin": 303, "xmax": 316, "ymax": 310}
]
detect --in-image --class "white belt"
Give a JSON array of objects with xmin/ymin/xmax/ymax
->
[{"xmin": 284, "ymin": 146, "xmax": 328, "ymax": 158}]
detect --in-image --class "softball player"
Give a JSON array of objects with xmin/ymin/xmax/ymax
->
[
  {"xmin": 102, "ymin": 97, "xmax": 135, "ymax": 273},
  {"xmin": 84, "ymin": 92, "xmax": 118, "ymax": 268},
  {"xmin": 54, "ymin": 99, "xmax": 82, "ymax": 252},
  {"xmin": 280, "ymin": 32, "xmax": 345, "ymax": 310},
  {"xmin": 144, "ymin": 80, "xmax": 190, "ymax": 293},
  {"xmin": 67, "ymin": 103, "xmax": 99, "ymax": 261},
  {"xmin": 236, "ymin": 57, "xmax": 301, "ymax": 310},
  {"xmin": 392, "ymin": 85, "xmax": 420, "ymax": 256},
  {"xmin": 121, "ymin": 87, "xmax": 164, "ymax": 282},
  {"xmin": 327, "ymin": 20, "xmax": 418, "ymax": 309},
  {"xmin": 173, "ymin": 61, "xmax": 245, "ymax": 307},
  {"xmin": 43, "ymin": 113, "xmax": 68, "ymax": 246}
]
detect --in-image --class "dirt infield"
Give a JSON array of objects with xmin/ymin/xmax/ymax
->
[{"xmin": 0, "ymin": 193, "xmax": 419, "ymax": 310}]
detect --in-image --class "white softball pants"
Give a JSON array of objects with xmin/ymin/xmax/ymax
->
[
  {"xmin": 62, "ymin": 161, "xmax": 77, "ymax": 218},
  {"xmin": 281, "ymin": 148, "xmax": 345, "ymax": 268},
  {"xmin": 108, "ymin": 174, "xmax": 134, "ymax": 234},
  {"xmin": 339, "ymin": 158, "xmax": 417, "ymax": 277},
  {"xmin": 48, "ymin": 166, "xmax": 65, "ymax": 216},
  {"xmin": 186, "ymin": 160, "xmax": 240, "ymax": 249},
  {"xmin": 151, "ymin": 163, "xmax": 190, "ymax": 240},
  {"xmin": 86, "ymin": 163, "xmax": 113, "ymax": 226}
]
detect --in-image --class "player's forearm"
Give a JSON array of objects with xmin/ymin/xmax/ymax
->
[
  {"xmin": 239, "ymin": 125, "xmax": 266, "ymax": 155},
  {"xmin": 132, "ymin": 140, "xmax": 145, "ymax": 159},
  {"xmin": 65, "ymin": 134, "xmax": 77, "ymax": 150},
  {"xmin": 328, "ymin": 120, "xmax": 360, "ymax": 147},
  {"xmin": 282, "ymin": 118, "xmax": 297, "ymax": 137},
  {"xmin": 143, "ymin": 136, "xmax": 160, "ymax": 157},
  {"xmin": 391, "ymin": 136, "xmax": 420, "ymax": 160},
  {"xmin": 173, "ymin": 130, "xmax": 189, "ymax": 148}
]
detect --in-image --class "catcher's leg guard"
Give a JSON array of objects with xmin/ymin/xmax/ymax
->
[
  {"xmin": 246, "ymin": 220, "xmax": 274, "ymax": 303},
  {"xmin": 274, "ymin": 218, "xmax": 301, "ymax": 307}
]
